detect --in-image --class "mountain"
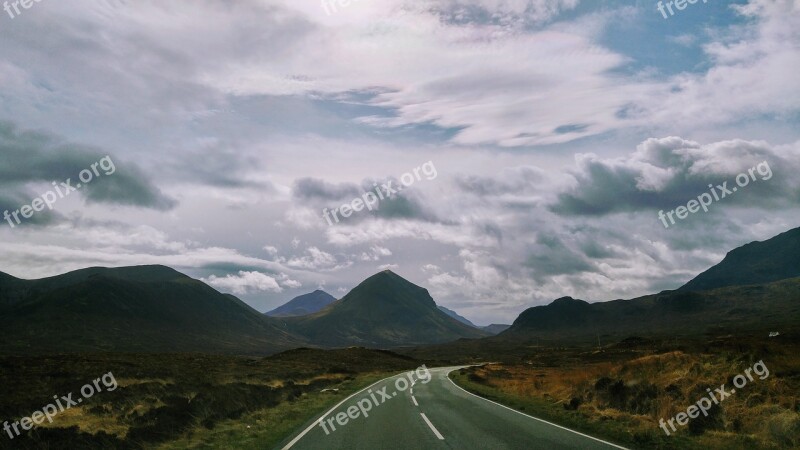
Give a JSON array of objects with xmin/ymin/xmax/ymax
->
[
  {"xmin": 266, "ymin": 290, "xmax": 336, "ymax": 317},
  {"xmin": 680, "ymin": 227, "xmax": 800, "ymax": 291},
  {"xmin": 480, "ymin": 324, "xmax": 510, "ymax": 335},
  {"xmin": 438, "ymin": 305, "xmax": 477, "ymax": 328},
  {"xmin": 0, "ymin": 265, "xmax": 307, "ymax": 355},
  {"xmin": 283, "ymin": 270, "xmax": 488, "ymax": 347},
  {"xmin": 436, "ymin": 307, "xmax": 510, "ymax": 334},
  {"xmin": 500, "ymin": 277, "xmax": 800, "ymax": 343}
]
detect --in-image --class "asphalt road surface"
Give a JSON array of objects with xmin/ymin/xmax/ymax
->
[{"xmin": 277, "ymin": 366, "xmax": 629, "ymax": 450}]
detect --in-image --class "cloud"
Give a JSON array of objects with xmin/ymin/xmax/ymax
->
[
  {"xmin": 356, "ymin": 245, "xmax": 393, "ymax": 261},
  {"xmin": 293, "ymin": 176, "xmax": 438, "ymax": 223},
  {"xmin": 524, "ymin": 232, "xmax": 594, "ymax": 277},
  {"xmin": 203, "ymin": 271, "xmax": 284, "ymax": 295},
  {"xmin": 0, "ymin": 122, "xmax": 176, "ymax": 213},
  {"xmin": 551, "ymin": 137, "xmax": 800, "ymax": 216},
  {"xmin": 641, "ymin": 0, "xmax": 800, "ymax": 130},
  {"xmin": 1, "ymin": 0, "xmax": 799, "ymax": 325},
  {"xmin": 285, "ymin": 246, "xmax": 348, "ymax": 271},
  {"xmin": 293, "ymin": 178, "xmax": 362, "ymax": 202},
  {"xmin": 164, "ymin": 139, "xmax": 274, "ymax": 189},
  {"xmin": 0, "ymin": 191, "xmax": 62, "ymax": 227},
  {"xmin": 455, "ymin": 166, "xmax": 544, "ymax": 196}
]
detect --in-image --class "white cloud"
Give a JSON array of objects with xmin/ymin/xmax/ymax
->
[
  {"xmin": 286, "ymin": 246, "xmax": 347, "ymax": 271},
  {"xmin": 202, "ymin": 271, "xmax": 283, "ymax": 294},
  {"xmin": 642, "ymin": 0, "xmax": 800, "ymax": 131}
]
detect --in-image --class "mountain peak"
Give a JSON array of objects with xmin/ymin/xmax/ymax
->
[
  {"xmin": 345, "ymin": 270, "xmax": 431, "ymax": 305},
  {"xmin": 376, "ymin": 269, "xmax": 399, "ymax": 278},
  {"xmin": 266, "ymin": 290, "xmax": 336, "ymax": 317},
  {"xmin": 679, "ymin": 226, "xmax": 800, "ymax": 291},
  {"xmin": 286, "ymin": 270, "xmax": 487, "ymax": 347}
]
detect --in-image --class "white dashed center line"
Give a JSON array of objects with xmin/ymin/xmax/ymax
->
[{"xmin": 420, "ymin": 413, "xmax": 445, "ymax": 440}]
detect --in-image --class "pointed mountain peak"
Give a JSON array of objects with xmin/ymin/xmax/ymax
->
[
  {"xmin": 346, "ymin": 270, "xmax": 425, "ymax": 301},
  {"xmin": 266, "ymin": 290, "xmax": 337, "ymax": 317},
  {"xmin": 286, "ymin": 269, "xmax": 487, "ymax": 347}
]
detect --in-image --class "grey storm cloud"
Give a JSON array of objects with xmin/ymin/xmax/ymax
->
[
  {"xmin": 0, "ymin": 122, "xmax": 176, "ymax": 212},
  {"xmin": 293, "ymin": 176, "xmax": 439, "ymax": 222},
  {"xmin": 525, "ymin": 232, "xmax": 594, "ymax": 277},
  {"xmin": 293, "ymin": 178, "xmax": 362, "ymax": 202},
  {"xmin": 550, "ymin": 137, "xmax": 800, "ymax": 216},
  {"xmin": 163, "ymin": 141, "xmax": 278, "ymax": 190},
  {"xmin": 0, "ymin": 191, "xmax": 61, "ymax": 227},
  {"xmin": 454, "ymin": 166, "xmax": 545, "ymax": 196}
]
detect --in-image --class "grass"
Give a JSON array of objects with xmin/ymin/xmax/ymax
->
[
  {"xmin": 448, "ymin": 336, "xmax": 800, "ymax": 450},
  {"xmin": 0, "ymin": 349, "xmax": 421, "ymax": 449},
  {"xmin": 156, "ymin": 372, "xmax": 395, "ymax": 450}
]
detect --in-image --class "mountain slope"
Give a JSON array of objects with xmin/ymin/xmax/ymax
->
[
  {"xmin": 680, "ymin": 227, "xmax": 800, "ymax": 291},
  {"xmin": 0, "ymin": 265, "xmax": 307, "ymax": 355},
  {"xmin": 500, "ymin": 277, "xmax": 800, "ymax": 343},
  {"xmin": 480, "ymin": 324, "xmax": 511, "ymax": 335},
  {"xmin": 266, "ymin": 290, "xmax": 336, "ymax": 317},
  {"xmin": 285, "ymin": 270, "xmax": 488, "ymax": 347},
  {"xmin": 438, "ymin": 305, "xmax": 477, "ymax": 328}
]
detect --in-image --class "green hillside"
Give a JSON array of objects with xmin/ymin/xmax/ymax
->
[
  {"xmin": 680, "ymin": 226, "xmax": 800, "ymax": 291},
  {"xmin": 501, "ymin": 277, "xmax": 800, "ymax": 343},
  {"xmin": 284, "ymin": 270, "xmax": 488, "ymax": 347},
  {"xmin": 0, "ymin": 265, "xmax": 307, "ymax": 355},
  {"xmin": 265, "ymin": 289, "xmax": 336, "ymax": 317}
]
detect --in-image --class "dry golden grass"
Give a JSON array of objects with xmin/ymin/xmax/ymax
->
[
  {"xmin": 36, "ymin": 406, "xmax": 130, "ymax": 438},
  {"xmin": 460, "ymin": 341, "xmax": 800, "ymax": 449}
]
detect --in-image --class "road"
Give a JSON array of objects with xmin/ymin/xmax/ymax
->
[{"xmin": 277, "ymin": 366, "xmax": 629, "ymax": 450}]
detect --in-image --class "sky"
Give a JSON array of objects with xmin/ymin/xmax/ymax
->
[{"xmin": 0, "ymin": 0, "xmax": 798, "ymax": 325}]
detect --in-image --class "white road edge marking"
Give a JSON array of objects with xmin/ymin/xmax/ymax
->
[
  {"xmin": 444, "ymin": 368, "xmax": 629, "ymax": 450},
  {"xmin": 412, "ymin": 395, "xmax": 419, "ymax": 406},
  {"xmin": 420, "ymin": 412, "xmax": 445, "ymax": 440},
  {"xmin": 281, "ymin": 374, "xmax": 396, "ymax": 450}
]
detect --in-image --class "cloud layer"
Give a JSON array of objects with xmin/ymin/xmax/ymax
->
[{"xmin": 0, "ymin": 0, "xmax": 798, "ymax": 324}]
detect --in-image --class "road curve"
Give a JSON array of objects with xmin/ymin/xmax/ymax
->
[{"xmin": 276, "ymin": 366, "xmax": 629, "ymax": 450}]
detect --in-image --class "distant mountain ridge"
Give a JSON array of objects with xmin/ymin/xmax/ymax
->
[
  {"xmin": 680, "ymin": 226, "xmax": 800, "ymax": 291},
  {"xmin": 438, "ymin": 305, "xmax": 477, "ymax": 328},
  {"xmin": 437, "ymin": 306, "xmax": 508, "ymax": 334},
  {"xmin": 266, "ymin": 290, "xmax": 336, "ymax": 317},
  {"xmin": 500, "ymin": 278, "xmax": 800, "ymax": 343},
  {"xmin": 283, "ymin": 270, "xmax": 488, "ymax": 347},
  {"xmin": 3, "ymin": 226, "xmax": 798, "ymax": 354},
  {"xmin": 480, "ymin": 324, "xmax": 511, "ymax": 335},
  {"xmin": 497, "ymin": 226, "xmax": 800, "ymax": 342},
  {"xmin": 0, "ymin": 265, "xmax": 307, "ymax": 355}
]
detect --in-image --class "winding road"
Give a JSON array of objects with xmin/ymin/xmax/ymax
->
[{"xmin": 277, "ymin": 366, "xmax": 629, "ymax": 450}]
